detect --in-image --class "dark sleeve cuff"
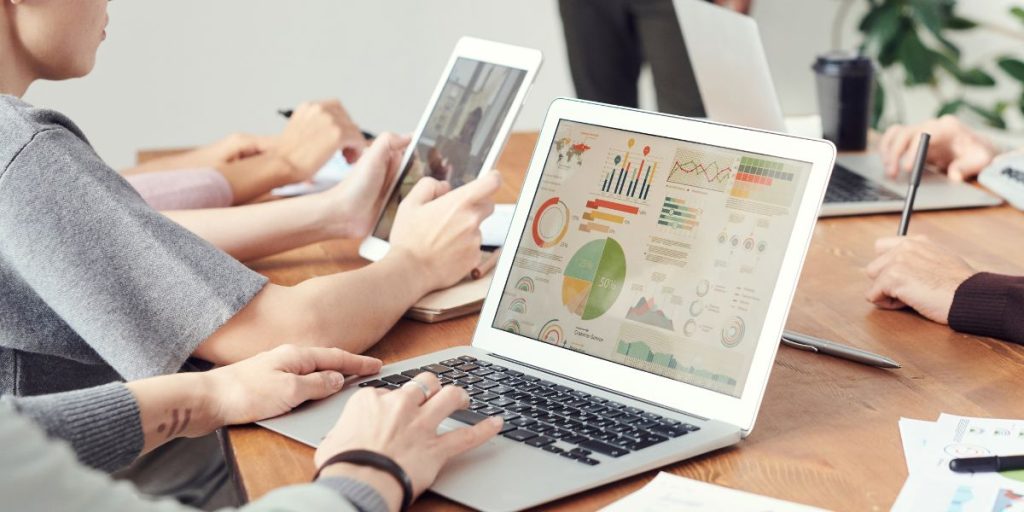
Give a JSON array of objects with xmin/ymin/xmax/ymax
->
[
  {"xmin": 6, "ymin": 382, "xmax": 143, "ymax": 472},
  {"xmin": 316, "ymin": 476, "xmax": 390, "ymax": 512},
  {"xmin": 949, "ymin": 272, "xmax": 1024, "ymax": 345}
]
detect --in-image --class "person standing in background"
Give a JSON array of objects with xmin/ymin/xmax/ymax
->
[{"xmin": 558, "ymin": 0, "xmax": 753, "ymax": 116}]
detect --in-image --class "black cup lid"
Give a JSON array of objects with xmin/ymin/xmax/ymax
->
[{"xmin": 813, "ymin": 51, "xmax": 873, "ymax": 77}]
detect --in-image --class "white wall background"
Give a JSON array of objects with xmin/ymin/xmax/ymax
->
[{"xmin": 22, "ymin": 0, "xmax": 1023, "ymax": 169}]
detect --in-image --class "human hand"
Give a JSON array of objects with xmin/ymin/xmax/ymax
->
[
  {"xmin": 315, "ymin": 373, "xmax": 502, "ymax": 503},
  {"xmin": 273, "ymin": 100, "xmax": 368, "ymax": 182},
  {"xmin": 878, "ymin": 115, "xmax": 999, "ymax": 181},
  {"xmin": 865, "ymin": 235, "xmax": 976, "ymax": 324},
  {"xmin": 322, "ymin": 132, "xmax": 410, "ymax": 240},
  {"xmin": 388, "ymin": 171, "xmax": 501, "ymax": 291},
  {"xmin": 203, "ymin": 345, "xmax": 382, "ymax": 427}
]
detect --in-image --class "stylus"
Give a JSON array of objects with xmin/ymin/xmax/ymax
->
[
  {"xmin": 781, "ymin": 330, "xmax": 901, "ymax": 369},
  {"xmin": 898, "ymin": 133, "xmax": 930, "ymax": 236},
  {"xmin": 276, "ymin": 108, "xmax": 375, "ymax": 140}
]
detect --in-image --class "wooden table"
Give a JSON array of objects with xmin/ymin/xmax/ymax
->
[{"xmin": 223, "ymin": 132, "xmax": 1024, "ymax": 511}]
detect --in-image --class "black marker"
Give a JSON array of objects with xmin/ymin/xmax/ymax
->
[
  {"xmin": 949, "ymin": 455, "xmax": 1024, "ymax": 473},
  {"xmin": 897, "ymin": 133, "xmax": 930, "ymax": 236}
]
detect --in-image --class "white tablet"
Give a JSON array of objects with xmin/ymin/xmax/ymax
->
[{"xmin": 358, "ymin": 37, "xmax": 543, "ymax": 261}]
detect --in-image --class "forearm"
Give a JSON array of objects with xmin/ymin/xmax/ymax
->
[
  {"xmin": 162, "ymin": 194, "xmax": 340, "ymax": 261},
  {"xmin": 194, "ymin": 252, "xmax": 432, "ymax": 364},
  {"xmin": 214, "ymin": 153, "xmax": 300, "ymax": 204},
  {"xmin": 122, "ymin": 149, "xmax": 209, "ymax": 175},
  {"xmin": 124, "ymin": 372, "xmax": 223, "ymax": 456}
]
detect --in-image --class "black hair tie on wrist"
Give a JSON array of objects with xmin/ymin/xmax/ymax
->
[{"xmin": 314, "ymin": 449, "xmax": 413, "ymax": 512}]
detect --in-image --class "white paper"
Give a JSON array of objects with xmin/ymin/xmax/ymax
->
[
  {"xmin": 480, "ymin": 203, "xmax": 514, "ymax": 247},
  {"xmin": 898, "ymin": 417, "xmax": 936, "ymax": 474},
  {"xmin": 599, "ymin": 472, "xmax": 825, "ymax": 512},
  {"xmin": 271, "ymin": 150, "xmax": 352, "ymax": 197},
  {"xmin": 893, "ymin": 414, "xmax": 1024, "ymax": 512}
]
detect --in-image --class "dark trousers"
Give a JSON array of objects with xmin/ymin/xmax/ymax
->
[{"xmin": 559, "ymin": 0, "xmax": 706, "ymax": 117}]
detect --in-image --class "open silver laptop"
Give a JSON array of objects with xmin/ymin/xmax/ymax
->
[
  {"xmin": 259, "ymin": 99, "xmax": 835, "ymax": 511},
  {"xmin": 675, "ymin": 0, "xmax": 1001, "ymax": 217}
]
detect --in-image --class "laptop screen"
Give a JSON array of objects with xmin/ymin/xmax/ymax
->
[
  {"xmin": 372, "ymin": 57, "xmax": 528, "ymax": 240},
  {"xmin": 492, "ymin": 119, "xmax": 812, "ymax": 398}
]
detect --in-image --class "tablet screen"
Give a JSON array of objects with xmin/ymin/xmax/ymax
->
[
  {"xmin": 372, "ymin": 57, "xmax": 527, "ymax": 240},
  {"xmin": 492, "ymin": 120, "xmax": 812, "ymax": 398}
]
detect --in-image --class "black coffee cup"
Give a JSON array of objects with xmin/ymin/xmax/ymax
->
[{"xmin": 813, "ymin": 52, "xmax": 874, "ymax": 151}]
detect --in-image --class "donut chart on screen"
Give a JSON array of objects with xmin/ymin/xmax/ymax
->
[{"xmin": 531, "ymin": 197, "xmax": 569, "ymax": 248}]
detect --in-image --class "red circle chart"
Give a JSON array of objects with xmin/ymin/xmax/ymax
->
[{"xmin": 532, "ymin": 197, "xmax": 570, "ymax": 248}]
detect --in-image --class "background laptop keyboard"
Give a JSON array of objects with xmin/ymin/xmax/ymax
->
[
  {"xmin": 824, "ymin": 163, "xmax": 904, "ymax": 203},
  {"xmin": 358, "ymin": 355, "xmax": 699, "ymax": 466}
]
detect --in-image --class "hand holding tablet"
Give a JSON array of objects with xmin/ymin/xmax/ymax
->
[{"xmin": 359, "ymin": 37, "xmax": 542, "ymax": 263}]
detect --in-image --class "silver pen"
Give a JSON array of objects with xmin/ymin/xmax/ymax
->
[{"xmin": 781, "ymin": 330, "xmax": 902, "ymax": 369}]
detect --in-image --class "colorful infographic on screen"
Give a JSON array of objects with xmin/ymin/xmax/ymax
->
[{"xmin": 493, "ymin": 120, "xmax": 812, "ymax": 398}]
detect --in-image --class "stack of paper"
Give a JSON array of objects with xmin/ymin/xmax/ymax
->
[
  {"xmin": 894, "ymin": 414, "xmax": 1024, "ymax": 511},
  {"xmin": 599, "ymin": 472, "xmax": 824, "ymax": 512}
]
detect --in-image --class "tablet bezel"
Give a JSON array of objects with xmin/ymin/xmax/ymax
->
[
  {"xmin": 358, "ymin": 37, "xmax": 542, "ymax": 262},
  {"xmin": 472, "ymin": 98, "xmax": 835, "ymax": 434}
]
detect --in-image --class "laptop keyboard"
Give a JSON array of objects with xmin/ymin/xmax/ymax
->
[
  {"xmin": 824, "ymin": 163, "xmax": 904, "ymax": 203},
  {"xmin": 358, "ymin": 355, "xmax": 700, "ymax": 466}
]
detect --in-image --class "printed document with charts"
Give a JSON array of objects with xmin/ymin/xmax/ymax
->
[{"xmin": 894, "ymin": 413, "xmax": 1024, "ymax": 511}]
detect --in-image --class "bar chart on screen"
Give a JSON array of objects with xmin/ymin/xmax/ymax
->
[
  {"xmin": 579, "ymin": 198, "xmax": 641, "ymax": 234},
  {"xmin": 600, "ymin": 138, "xmax": 659, "ymax": 202}
]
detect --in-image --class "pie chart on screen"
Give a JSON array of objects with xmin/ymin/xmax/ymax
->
[{"xmin": 561, "ymin": 238, "xmax": 626, "ymax": 320}]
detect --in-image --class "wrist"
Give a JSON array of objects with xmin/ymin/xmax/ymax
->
[
  {"xmin": 381, "ymin": 247, "xmax": 439, "ymax": 296},
  {"xmin": 192, "ymin": 370, "xmax": 234, "ymax": 434},
  {"xmin": 267, "ymin": 151, "xmax": 303, "ymax": 184},
  {"xmin": 319, "ymin": 462, "xmax": 403, "ymax": 512}
]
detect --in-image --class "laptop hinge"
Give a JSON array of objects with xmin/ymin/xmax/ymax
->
[{"xmin": 487, "ymin": 353, "xmax": 711, "ymax": 422}]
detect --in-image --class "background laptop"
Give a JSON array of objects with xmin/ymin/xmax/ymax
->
[
  {"xmin": 259, "ymin": 98, "xmax": 835, "ymax": 511},
  {"xmin": 675, "ymin": 0, "xmax": 1000, "ymax": 217}
]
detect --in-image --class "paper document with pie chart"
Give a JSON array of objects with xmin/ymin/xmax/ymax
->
[{"xmin": 494, "ymin": 120, "xmax": 811, "ymax": 398}]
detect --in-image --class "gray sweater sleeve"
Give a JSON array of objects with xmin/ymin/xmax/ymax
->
[
  {"xmin": 4, "ymin": 382, "xmax": 143, "ymax": 472},
  {"xmin": 1, "ymin": 402, "xmax": 387, "ymax": 512}
]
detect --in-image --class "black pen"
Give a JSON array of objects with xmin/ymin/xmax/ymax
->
[
  {"xmin": 897, "ymin": 132, "xmax": 930, "ymax": 236},
  {"xmin": 949, "ymin": 455, "xmax": 1024, "ymax": 473},
  {"xmin": 276, "ymin": 108, "xmax": 375, "ymax": 140}
]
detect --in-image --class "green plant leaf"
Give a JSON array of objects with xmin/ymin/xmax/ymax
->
[
  {"xmin": 934, "ymin": 51, "xmax": 996, "ymax": 86},
  {"xmin": 910, "ymin": 0, "xmax": 960, "ymax": 57},
  {"xmin": 1011, "ymin": 6, "xmax": 1024, "ymax": 26},
  {"xmin": 899, "ymin": 31, "xmax": 937, "ymax": 84},
  {"xmin": 860, "ymin": 1, "xmax": 907, "ymax": 56},
  {"xmin": 1018, "ymin": 91, "xmax": 1024, "ymax": 118},
  {"xmin": 997, "ymin": 57, "xmax": 1024, "ymax": 83},
  {"xmin": 958, "ymin": 68, "xmax": 997, "ymax": 86},
  {"xmin": 872, "ymin": 78, "xmax": 886, "ymax": 130},
  {"xmin": 965, "ymin": 101, "xmax": 1007, "ymax": 129},
  {"xmin": 937, "ymin": 99, "xmax": 965, "ymax": 117},
  {"xmin": 945, "ymin": 15, "xmax": 977, "ymax": 30}
]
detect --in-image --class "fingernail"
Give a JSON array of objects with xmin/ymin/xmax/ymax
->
[{"xmin": 329, "ymin": 372, "xmax": 344, "ymax": 389}]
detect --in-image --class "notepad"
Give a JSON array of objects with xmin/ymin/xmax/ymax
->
[{"xmin": 405, "ymin": 268, "xmax": 495, "ymax": 323}]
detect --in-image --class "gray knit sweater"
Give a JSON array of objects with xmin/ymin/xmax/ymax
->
[{"xmin": 3, "ymin": 389, "xmax": 389, "ymax": 512}]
